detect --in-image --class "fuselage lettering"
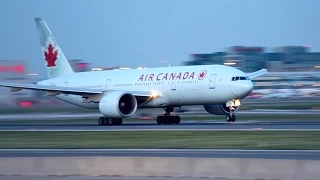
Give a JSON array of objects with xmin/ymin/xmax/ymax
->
[{"xmin": 138, "ymin": 71, "xmax": 196, "ymax": 81}]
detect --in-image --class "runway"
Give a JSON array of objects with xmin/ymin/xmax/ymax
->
[
  {"xmin": 0, "ymin": 109, "xmax": 319, "ymax": 122},
  {"xmin": 0, "ymin": 176, "xmax": 223, "ymax": 180},
  {"xmin": 1, "ymin": 120, "xmax": 320, "ymax": 131},
  {"xmin": 1, "ymin": 149, "xmax": 320, "ymax": 160}
]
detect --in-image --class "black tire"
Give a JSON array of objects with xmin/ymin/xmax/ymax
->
[
  {"xmin": 98, "ymin": 117, "xmax": 104, "ymax": 125},
  {"xmin": 231, "ymin": 115, "xmax": 236, "ymax": 122},
  {"xmin": 115, "ymin": 118, "xmax": 123, "ymax": 125},
  {"xmin": 226, "ymin": 114, "xmax": 232, "ymax": 122},
  {"xmin": 108, "ymin": 118, "xmax": 114, "ymax": 125},
  {"xmin": 156, "ymin": 116, "xmax": 163, "ymax": 124},
  {"xmin": 102, "ymin": 118, "xmax": 109, "ymax": 125},
  {"xmin": 168, "ymin": 116, "xmax": 175, "ymax": 124},
  {"xmin": 173, "ymin": 116, "xmax": 181, "ymax": 124},
  {"xmin": 162, "ymin": 116, "xmax": 171, "ymax": 124}
]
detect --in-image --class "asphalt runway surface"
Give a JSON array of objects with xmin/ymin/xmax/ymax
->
[
  {"xmin": 0, "ymin": 109, "xmax": 320, "ymax": 131},
  {"xmin": 1, "ymin": 149, "xmax": 320, "ymax": 160},
  {"xmin": 0, "ymin": 176, "xmax": 236, "ymax": 180},
  {"xmin": 1, "ymin": 120, "xmax": 320, "ymax": 131},
  {"xmin": 0, "ymin": 109, "xmax": 319, "ymax": 121}
]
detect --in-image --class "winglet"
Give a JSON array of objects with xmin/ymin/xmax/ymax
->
[{"xmin": 246, "ymin": 68, "xmax": 268, "ymax": 79}]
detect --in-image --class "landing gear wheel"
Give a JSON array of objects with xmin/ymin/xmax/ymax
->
[
  {"xmin": 98, "ymin": 117, "xmax": 123, "ymax": 126},
  {"xmin": 108, "ymin": 118, "xmax": 114, "ymax": 125},
  {"xmin": 156, "ymin": 107, "xmax": 182, "ymax": 125},
  {"xmin": 226, "ymin": 114, "xmax": 236, "ymax": 122},
  {"xmin": 114, "ymin": 118, "xmax": 123, "ymax": 125},
  {"xmin": 226, "ymin": 115, "xmax": 230, "ymax": 122},
  {"xmin": 231, "ymin": 115, "xmax": 236, "ymax": 122},
  {"xmin": 98, "ymin": 117, "xmax": 104, "ymax": 125},
  {"xmin": 103, "ymin": 118, "xmax": 109, "ymax": 125},
  {"xmin": 163, "ymin": 116, "xmax": 174, "ymax": 124},
  {"xmin": 156, "ymin": 116, "xmax": 163, "ymax": 124},
  {"xmin": 173, "ymin": 116, "xmax": 181, "ymax": 124}
]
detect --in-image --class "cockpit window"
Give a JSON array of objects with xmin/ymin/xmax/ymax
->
[{"xmin": 231, "ymin": 76, "xmax": 249, "ymax": 81}]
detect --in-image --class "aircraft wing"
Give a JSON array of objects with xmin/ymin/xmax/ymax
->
[
  {"xmin": 246, "ymin": 68, "xmax": 268, "ymax": 79},
  {"xmin": 0, "ymin": 82, "xmax": 154, "ymax": 98}
]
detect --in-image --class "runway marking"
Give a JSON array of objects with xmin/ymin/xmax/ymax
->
[{"xmin": 1, "ymin": 129, "xmax": 320, "ymax": 131}]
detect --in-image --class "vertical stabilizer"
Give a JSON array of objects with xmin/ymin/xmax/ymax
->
[{"xmin": 34, "ymin": 17, "xmax": 74, "ymax": 78}]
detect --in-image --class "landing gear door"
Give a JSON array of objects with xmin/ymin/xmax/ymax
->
[
  {"xmin": 105, "ymin": 79, "xmax": 112, "ymax": 90},
  {"xmin": 209, "ymin": 74, "xmax": 217, "ymax": 89}
]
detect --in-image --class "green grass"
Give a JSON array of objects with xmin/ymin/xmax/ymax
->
[{"xmin": 0, "ymin": 131, "xmax": 320, "ymax": 149}]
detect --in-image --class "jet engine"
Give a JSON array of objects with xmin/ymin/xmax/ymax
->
[
  {"xmin": 99, "ymin": 91, "xmax": 137, "ymax": 118},
  {"xmin": 203, "ymin": 104, "xmax": 239, "ymax": 115}
]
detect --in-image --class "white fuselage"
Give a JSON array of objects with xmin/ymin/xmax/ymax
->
[{"xmin": 38, "ymin": 65, "xmax": 253, "ymax": 109}]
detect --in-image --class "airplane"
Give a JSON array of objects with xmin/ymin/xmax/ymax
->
[{"xmin": 0, "ymin": 18, "xmax": 268, "ymax": 125}]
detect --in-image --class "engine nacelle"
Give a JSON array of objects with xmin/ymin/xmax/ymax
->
[
  {"xmin": 99, "ymin": 91, "xmax": 137, "ymax": 118},
  {"xmin": 203, "ymin": 104, "xmax": 239, "ymax": 115}
]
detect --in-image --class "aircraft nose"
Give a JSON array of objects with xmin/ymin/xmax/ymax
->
[
  {"xmin": 241, "ymin": 80, "xmax": 253, "ymax": 97},
  {"xmin": 230, "ymin": 80, "xmax": 253, "ymax": 99}
]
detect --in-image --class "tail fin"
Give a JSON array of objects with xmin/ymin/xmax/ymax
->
[{"xmin": 34, "ymin": 17, "xmax": 74, "ymax": 79}]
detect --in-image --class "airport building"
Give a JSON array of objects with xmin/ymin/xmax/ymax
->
[
  {"xmin": 184, "ymin": 45, "xmax": 320, "ymax": 91},
  {"xmin": 184, "ymin": 45, "xmax": 320, "ymax": 73}
]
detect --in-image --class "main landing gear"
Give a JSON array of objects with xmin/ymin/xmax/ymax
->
[
  {"xmin": 156, "ymin": 107, "xmax": 181, "ymax": 125},
  {"xmin": 98, "ymin": 117, "xmax": 123, "ymax": 126}
]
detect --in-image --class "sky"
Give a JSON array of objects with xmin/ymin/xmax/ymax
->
[{"xmin": 0, "ymin": 0, "xmax": 319, "ymax": 78}]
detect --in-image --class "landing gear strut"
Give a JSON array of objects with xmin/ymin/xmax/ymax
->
[
  {"xmin": 98, "ymin": 116, "xmax": 123, "ymax": 126},
  {"xmin": 156, "ymin": 107, "xmax": 181, "ymax": 125}
]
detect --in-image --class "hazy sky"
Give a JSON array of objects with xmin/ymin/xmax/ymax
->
[{"xmin": 0, "ymin": 0, "xmax": 319, "ymax": 78}]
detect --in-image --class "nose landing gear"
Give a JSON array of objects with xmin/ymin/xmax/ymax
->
[
  {"xmin": 226, "ymin": 114, "xmax": 236, "ymax": 122},
  {"xmin": 156, "ymin": 107, "xmax": 181, "ymax": 124},
  {"xmin": 225, "ymin": 99, "xmax": 240, "ymax": 122}
]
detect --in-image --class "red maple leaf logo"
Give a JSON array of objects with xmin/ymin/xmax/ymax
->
[
  {"xmin": 44, "ymin": 44, "xmax": 58, "ymax": 67},
  {"xmin": 198, "ymin": 70, "xmax": 207, "ymax": 80}
]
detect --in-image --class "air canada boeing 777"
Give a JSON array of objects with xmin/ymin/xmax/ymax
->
[{"xmin": 0, "ymin": 18, "xmax": 268, "ymax": 125}]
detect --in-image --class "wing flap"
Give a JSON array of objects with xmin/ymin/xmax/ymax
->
[{"xmin": 10, "ymin": 87, "xmax": 24, "ymax": 92}]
